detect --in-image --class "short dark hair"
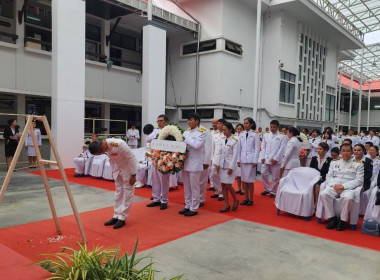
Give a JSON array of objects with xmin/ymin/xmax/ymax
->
[
  {"xmin": 224, "ymin": 122, "xmax": 235, "ymax": 134},
  {"xmin": 218, "ymin": 118, "xmax": 226, "ymax": 125},
  {"xmin": 369, "ymin": 129, "xmax": 376, "ymax": 134},
  {"xmin": 343, "ymin": 138, "xmax": 352, "ymax": 145},
  {"xmin": 188, "ymin": 113, "xmax": 201, "ymax": 122},
  {"xmin": 331, "ymin": 147, "xmax": 340, "ymax": 155},
  {"xmin": 288, "ymin": 127, "xmax": 300, "ymax": 136},
  {"xmin": 89, "ymin": 140, "xmax": 102, "ymax": 154},
  {"xmin": 157, "ymin": 114, "xmax": 169, "ymax": 122},
  {"xmin": 244, "ymin": 117, "xmax": 256, "ymax": 130},
  {"xmin": 270, "ymin": 120, "xmax": 279, "ymax": 127},
  {"xmin": 312, "ymin": 129, "xmax": 321, "ymax": 135},
  {"xmin": 354, "ymin": 143, "xmax": 365, "ymax": 152},
  {"xmin": 143, "ymin": 124, "xmax": 154, "ymax": 135},
  {"xmin": 318, "ymin": 142, "xmax": 329, "ymax": 151},
  {"xmin": 369, "ymin": 145, "xmax": 379, "ymax": 153},
  {"xmin": 7, "ymin": 119, "xmax": 16, "ymax": 126},
  {"xmin": 324, "ymin": 131, "xmax": 332, "ymax": 140},
  {"xmin": 340, "ymin": 143, "xmax": 353, "ymax": 152},
  {"xmin": 235, "ymin": 123, "xmax": 244, "ymax": 131},
  {"xmin": 365, "ymin": 141, "xmax": 374, "ymax": 146}
]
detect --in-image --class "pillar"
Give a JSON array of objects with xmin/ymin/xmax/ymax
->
[
  {"xmin": 253, "ymin": 0, "xmax": 262, "ymax": 121},
  {"xmin": 101, "ymin": 102, "xmax": 111, "ymax": 136},
  {"xmin": 101, "ymin": 19, "xmax": 110, "ymax": 58},
  {"xmin": 348, "ymin": 75, "xmax": 353, "ymax": 129},
  {"xmin": 367, "ymin": 83, "xmax": 371, "ymax": 130},
  {"xmin": 16, "ymin": 94, "xmax": 25, "ymax": 127},
  {"xmin": 51, "ymin": 0, "xmax": 85, "ymax": 167},
  {"xmin": 141, "ymin": 21, "xmax": 166, "ymax": 145},
  {"xmin": 358, "ymin": 47, "xmax": 364, "ymax": 132}
]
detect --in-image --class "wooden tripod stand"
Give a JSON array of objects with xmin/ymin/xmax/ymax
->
[{"xmin": 0, "ymin": 115, "xmax": 87, "ymax": 243}]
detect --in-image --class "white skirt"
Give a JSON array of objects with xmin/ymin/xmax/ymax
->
[
  {"xmin": 27, "ymin": 146, "xmax": 36, "ymax": 157},
  {"xmin": 220, "ymin": 168, "xmax": 235, "ymax": 184},
  {"xmin": 235, "ymin": 165, "xmax": 241, "ymax": 177},
  {"xmin": 241, "ymin": 163, "xmax": 257, "ymax": 183}
]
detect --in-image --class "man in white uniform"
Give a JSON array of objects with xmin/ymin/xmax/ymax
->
[
  {"xmin": 319, "ymin": 143, "xmax": 364, "ymax": 231},
  {"xmin": 260, "ymin": 120, "xmax": 287, "ymax": 198},
  {"xmin": 306, "ymin": 129, "xmax": 321, "ymax": 167},
  {"xmin": 367, "ymin": 129, "xmax": 380, "ymax": 147},
  {"xmin": 126, "ymin": 123, "xmax": 140, "ymax": 149},
  {"xmin": 179, "ymin": 113, "xmax": 207, "ymax": 216},
  {"xmin": 89, "ymin": 138, "xmax": 138, "ymax": 229},
  {"xmin": 199, "ymin": 124, "xmax": 212, "ymax": 207},
  {"xmin": 344, "ymin": 129, "xmax": 360, "ymax": 147},
  {"xmin": 207, "ymin": 119, "xmax": 219, "ymax": 191}
]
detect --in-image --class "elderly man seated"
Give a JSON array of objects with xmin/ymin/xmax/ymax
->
[
  {"xmin": 319, "ymin": 143, "xmax": 364, "ymax": 231},
  {"xmin": 73, "ymin": 133, "xmax": 98, "ymax": 177}
]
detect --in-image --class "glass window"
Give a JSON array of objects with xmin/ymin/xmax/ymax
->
[
  {"xmin": 0, "ymin": 0, "xmax": 15, "ymax": 19},
  {"xmin": 279, "ymin": 70, "xmax": 296, "ymax": 104},
  {"xmin": 223, "ymin": 109, "xmax": 240, "ymax": 120}
]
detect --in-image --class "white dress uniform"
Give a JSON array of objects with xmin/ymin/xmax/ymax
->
[
  {"xmin": 199, "ymin": 127, "xmax": 213, "ymax": 204},
  {"xmin": 319, "ymin": 158, "xmax": 364, "ymax": 222},
  {"xmin": 322, "ymin": 139, "xmax": 334, "ymax": 157},
  {"xmin": 281, "ymin": 136, "xmax": 301, "ymax": 177},
  {"xmin": 209, "ymin": 130, "xmax": 224, "ymax": 197},
  {"xmin": 344, "ymin": 135, "xmax": 360, "ymax": 146},
  {"xmin": 216, "ymin": 135, "xmax": 239, "ymax": 184},
  {"xmin": 234, "ymin": 133, "xmax": 242, "ymax": 178},
  {"xmin": 25, "ymin": 128, "xmax": 42, "ymax": 157},
  {"xmin": 260, "ymin": 131, "xmax": 287, "ymax": 195},
  {"xmin": 74, "ymin": 149, "xmax": 93, "ymax": 175},
  {"xmin": 182, "ymin": 126, "xmax": 207, "ymax": 212},
  {"xmin": 238, "ymin": 130, "xmax": 260, "ymax": 183},
  {"xmin": 367, "ymin": 135, "xmax": 380, "ymax": 147},
  {"xmin": 126, "ymin": 128, "xmax": 140, "ymax": 149},
  {"xmin": 306, "ymin": 136, "xmax": 321, "ymax": 167},
  {"xmin": 105, "ymin": 139, "xmax": 138, "ymax": 221}
]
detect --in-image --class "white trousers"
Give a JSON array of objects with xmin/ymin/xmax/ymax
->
[
  {"xmin": 320, "ymin": 187, "xmax": 355, "ymax": 222},
  {"xmin": 182, "ymin": 170, "xmax": 201, "ymax": 212},
  {"xmin": 261, "ymin": 163, "xmax": 281, "ymax": 194},
  {"xmin": 151, "ymin": 168, "xmax": 170, "ymax": 203},
  {"xmin": 209, "ymin": 165, "xmax": 223, "ymax": 196},
  {"xmin": 200, "ymin": 167, "xmax": 209, "ymax": 203},
  {"xmin": 113, "ymin": 174, "xmax": 135, "ymax": 221}
]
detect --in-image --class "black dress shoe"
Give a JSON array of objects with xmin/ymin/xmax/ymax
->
[
  {"xmin": 235, "ymin": 190, "xmax": 242, "ymax": 194},
  {"xmin": 199, "ymin": 202, "xmax": 204, "ymax": 207},
  {"xmin": 261, "ymin": 190, "xmax": 270, "ymax": 196},
  {"xmin": 179, "ymin": 208, "xmax": 190, "ymax": 215},
  {"xmin": 240, "ymin": 199, "xmax": 248, "ymax": 205},
  {"xmin": 269, "ymin": 193, "xmax": 276, "ymax": 198},
  {"xmin": 326, "ymin": 217, "xmax": 338, "ymax": 229},
  {"xmin": 146, "ymin": 201, "xmax": 161, "ymax": 207},
  {"xmin": 210, "ymin": 194, "xmax": 219, "ymax": 198},
  {"xmin": 160, "ymin": 203, "xmax": 168, "ymax": 210},
  {"xmin": 219, "ymin": 206, "xmax": 230, "ymax": 213},
  {"xmin": 104, "ymin": 218, "xmax": 118, "ymax": 226},
  {"xmin": 218, "ymin": 196, "xmax": 224, "ymax": 201},
  {"xmin": 246, "ymin": 200, "xmax": 253, "ymax": 206},
  {"xmin": 207, "ymin": 187, "xmax": 215, "ymax": 191},
  {"xmin": 184, "ymin": 210, "xmax": 198, "ymax": 217},
  {"xmin": 113, "ymin": 219, "xmax": 125, "ymax": 229},
  {"xmin": 232, "ymin": 200, "xmax": 239, "ymax": 211},
  {"xmin": 336, "ymin": 220, "xmax": 346, "ymax": 231}
]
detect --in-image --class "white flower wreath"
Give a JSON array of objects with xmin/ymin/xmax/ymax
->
[{"xmin": 157, "ymin": 125, "xmax": 183, "ymax": 142}]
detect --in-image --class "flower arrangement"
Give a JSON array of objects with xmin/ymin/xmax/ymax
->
[
  {"xmin": 299, "ymin": 148, "xmax": 308, "ymax": 159},
  {"xmin": 152, "ymin": 124, "xmax": 187, "ymax": 174}
]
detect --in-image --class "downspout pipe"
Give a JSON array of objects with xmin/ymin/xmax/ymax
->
[{"xmin": 170, "ymin": 0, "xmax": 201, "ymax": 112}]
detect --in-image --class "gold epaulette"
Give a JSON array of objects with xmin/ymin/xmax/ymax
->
[
  {"xmin": 198, "ymin": 127, "xmax": 207, "ymax": 132},
  {"xmin": 332, "ymin": 159, "xmax": 339, "ymax": 161},
  {"xmin": 186, "ymin": 127, "xmax": 191, "ymax": 131},
  {"xmin": 354, "ymin": 159, "xmax": 361, "ymax": 163},
  {"xmin": 214, "ymin": 131, "xmax": 219, "ymax": 134},
  {"xmin": 110, "ymin": 142, "xmax": 118, "ymax": 147},
  {"xmin": 232, "ymin": 137, "xmax": 238, "ymax": 141},
  {"xmin": 280, "ymin": 132, "xmax": 285, "ymax": 135}
]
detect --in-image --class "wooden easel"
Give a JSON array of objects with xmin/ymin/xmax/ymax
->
[{"xmin": 0, "ymin": 115, "xmax": 87, "ymax": 243}]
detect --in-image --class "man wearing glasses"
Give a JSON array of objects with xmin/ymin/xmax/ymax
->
[{"xmin": 146, "ymin": 114, "xmax": 171, "ymax": 210}]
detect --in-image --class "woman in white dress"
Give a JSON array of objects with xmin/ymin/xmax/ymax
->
[
  {"xmin": 24, "ymin": 120, "xmax": 41, "ymax": 168},
  {"xmin": 322, "ymin": 131, "xmax": 334, "ymax": 157},
  {"xmin": 234, "ymin": 123, "xmax": 244, "ymax": 195},
  {"xmin": 126, "ymin": 123, "xmax": 140, "ymax": 149},
  {"xmin": 280, "ymin": 127, "xmax": 301, "ymax": 177},
  {"xmin": 237, "ymin": 118, "xmax": 260, "ymax": 206},
  {"xmin": 216, "ymin": 122, "xmax": 239, "ymax": 212}
]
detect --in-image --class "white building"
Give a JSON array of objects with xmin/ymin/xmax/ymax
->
[{"xmin": 0, "ymin": 0, "xmax": 379, "ymax": 166}]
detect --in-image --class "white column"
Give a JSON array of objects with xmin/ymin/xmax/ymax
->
[
  {"xmin": 101, "ymin": 19, "xmax": 110, "ymax": 58},
  {"xmin": 367, "ymin": 83, "xmax": 371, "ymax": 130},
  {"xmin": 51, "ymin": 0, "xmax": 85, "ymax": 167},
  {"xmin": 16, "ymin": 94, "xmax": 25, "ymax": 127},
  {"xmin": 253, "ymin": 0, "xmax": 262, "ymax": 121},
  {"xmin": 102, "ymin": 103, "xmax": 111, "ymax": 136},
  {"xmin": 336, "ymin": 72, "xmax": 342, "ymax": 130},
  {"xmin": 358, "ymin": 47, "xmax": 364, "ymax": 132},
  {"xmin": 348, "ymin": 75, "xmax": 353, "ymax": 129},
  {"xmin": 15, "ymin": 0, "xmax": 25, "ymax": 90},
  {"xmin": 141, "ymin": 21, "xmax": 166, "ymax": 145}
]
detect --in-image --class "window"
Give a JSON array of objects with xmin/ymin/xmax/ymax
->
[
  {"xmin": 225, "ymin": 40, "xmax": 242, "ymax": 55},
  {"xmin": 110, "ymin": 32, "xmax": 139, "ymax": 52},
  {"xmin": 279, "ymin": 70, "xmax": 296, "ymax": 104},
  {"xmin": 86, "ymin": 24, "xmax": 101, "ymax": 42},
  {"xmin": 0, "ymin": 0, "xmax": 15, "ymax": 19},
  {"xmin": 25, "ymin": 0, "xmax": 52, "ymax": 29},
  {"xmin": 223, "ymin": 109, "xmax": 240, "ymax": 120},
  {"xmin": 182, "ymin": 40, "xmax": 217, "ymax": 55},
  {"xmin": 181, "ymin": 109, "xmax": 214, "ymax": 120},
  {"xmin": 325, "ymin": 94, "xmax": 335, "ymax": 122}
]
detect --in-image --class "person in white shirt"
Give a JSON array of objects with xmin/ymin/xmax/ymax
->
[
  {"xmin": 25, "ymin": 120, "xmax": 42, "ymax": 168},
  {"xmin": 73, "ymin": 133, "xmax": 98, "ymax": 177},
  {"xmin": 199, "ymin": 124, "xmax": 213, "ymax": 207},
  {"xmin": 234, "ymin": 123, "xmax": 244, "ymax": 195},
  {"xmin": 215, "ymin": 122, "xmax": 239, "ymax": 212},
  {"xmin": 237, "ymin": 118, "xmax": 260, "ymax": 206},
  {"xmin": 306, "ymin": 129, "xmax": 321, "ymax": 167},
  {"xmin": 344, "ymin": 129, "xmax": 360, "ymax": 147},
  {"xmin": 179, "ymin": 113, "xmax": 207, "ymax": 217},
  {"xmin": 260, "ymin": 120, "xmax": 287, "ymax": 198},
  {"xmin": 280, "ymin": 127, "xmax": 302, "ymax": 177},
  {"xmin": 367, "ymin": 129, "xmax": 380, "ymax": 147},
  {"xmin": 126, "ymin": 124, "xmax": 140, "ymax": 149},
  {"xmin": 322, "ymin": 131, "xmax": 334, "ymax": 157}
]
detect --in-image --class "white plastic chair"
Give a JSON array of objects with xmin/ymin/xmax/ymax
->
[
  {"xmin": 89, "ymin": 154, "xmax": 107, "ymax": 178},
  {"xmin": 364, "ymin": 187, "xmax": 380, "ymax": 224},
  {"xmin": 359, "ymin": 171, "xmax": 378, "ymax": 215},
  {"xmin": 275, "ymin": 167, "xmax": 320, "ymax": 220},
  {"xmin": 102, "ymin": 158, "xmax": 113, "ymax": 180}
]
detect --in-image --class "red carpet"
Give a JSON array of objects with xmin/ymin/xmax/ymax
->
[{"xmin": 28, "ymin": 168, "xmax": 380, "ymax": 252}]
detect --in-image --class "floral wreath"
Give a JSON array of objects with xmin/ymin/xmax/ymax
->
[{"xmin": 151, "ymin": 124, "xmax": 188, "ymax": 174}]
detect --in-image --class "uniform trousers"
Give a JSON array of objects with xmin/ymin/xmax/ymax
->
[
  {"xmin": 128, "ymin": 144, "xmax": 137, "ymax": 149},
  {"xmin": 182, "ymin": 170, "xmax": 201, "ymax": 211},
  {"xmin": 261, "ymin": 163, "xmax": 281, "ymax": 194},
  {"xmin": 151, "ymin": 168, "xmax": 170, "ymax": 203},
  {"xmin": 320, "ymin": 187, "xmax": 355, "ymax": 222},
  {"xmin": 209, "ymin": 165, "xmax": 223, "ymax": 197},
  {"xmin": 199, "ymin": 167, "xmax": 209, "ymax": 203},
  {"xmin": 113, "ymin": 174, "xmax": 135, "ymax": 221}
]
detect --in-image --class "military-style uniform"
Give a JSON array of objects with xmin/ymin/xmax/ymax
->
[
  {"xmin": 199, "ymin": 126, "xmax": 213, "ymax": 204},
  {"xmin": 367, "ymin": 135, "xmax": 380, "ymax": 147},
  {"xmin": 209, "ymin": 130, "xmax": 224, "ymax": 198},
  {"xmin": 182, "ymin": 126, "xmax": 207, "ymax": 212},
  {"xmin": 106, "ymin": 139, "xmax": 138, "ymax": 221},
  {"xmin": 260, "ymin": 131, "xmax": 287, "ymax": 195},
  {"xmin": 238, "ymin": 130, "xmax": 260, "ymax": 183},
  {"xmin": 216, "ymin": 135, "xmax": 239, "ymax": 184},
  {"xmin": 320, "ymin": 158, "xmax": 364, "ymax": 222},
  {"xmin": 306, "ymin": 136, "xmax": 321, "ymax": 167},
  {"xmin": 126, "ymin": 128, "xmax": 140, "ymax": 149}
]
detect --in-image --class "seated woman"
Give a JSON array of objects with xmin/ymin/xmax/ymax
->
[{"xmin": 310, "ymin": 142, "xmax": 332, "ymax": 207}]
